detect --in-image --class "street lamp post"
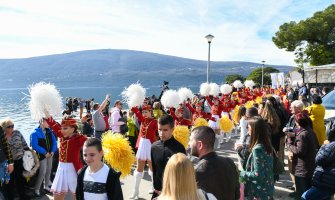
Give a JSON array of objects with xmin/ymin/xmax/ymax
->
[
  {"xmin": 261, "ymin": 60, "xmax": 265, "ymax": 88},
  {"xmin": 205, "ymin": 34, "xmax": 214, "ymax": 83}
]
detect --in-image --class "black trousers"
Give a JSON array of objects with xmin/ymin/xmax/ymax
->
[
  {"xmin": 4, "ymin": 158, "xmax": 29, "ymax": 200},
  {"xmin": 295, "ymin": 176, "xmax": 312, "ymax": 197}
]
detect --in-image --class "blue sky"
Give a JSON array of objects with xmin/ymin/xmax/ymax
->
[{"xmin": 0, "ymin": 0, "xmax": 334, "ymax": 65}]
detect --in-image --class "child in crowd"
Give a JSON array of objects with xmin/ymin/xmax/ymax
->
[{"xmin": 76, "ymin": 137, "xmax": 123, "ymax": 200}]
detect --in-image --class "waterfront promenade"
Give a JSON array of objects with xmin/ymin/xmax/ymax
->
[{"xmin": 34, "ymin": 135, "xmax": 293, "ymax": 200}]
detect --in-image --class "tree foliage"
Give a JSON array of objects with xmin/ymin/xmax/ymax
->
[
  {"xmin": 272, "ymin": 4, "xmax": 335, "ymax": 66},
  {"xmin": 246, "ymin": 67, "xmax": 279, "ymax": 85},
  {"xmin": 225, "ymin": 74, "xmax": 245, "ymax": 83}
]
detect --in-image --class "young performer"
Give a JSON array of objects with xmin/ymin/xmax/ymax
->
[
  {"xmin": 76, "ymin": 137, "xmax": 123, "ymax": 200},
  {"xmin": 46, "ymin": 115, "xmax": 87, "ymax": 200},
  {"xmin": 186, "ymin": 101, "xmax": 213, "ymax": 122},
  {"xmin": 130, "ymin": 105, "xmax": 158, "ymax": 199},
  {"xmin": 169, "ymin": 107, "xmax": 192, "ymax": 127}
]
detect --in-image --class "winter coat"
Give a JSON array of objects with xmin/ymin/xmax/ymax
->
[
  {"xmin": 30, "ymin": 127, "xmax": 57, "ymax": 160},
  {"xmin": 306, "ymin": 104, "xmax": 326, "ymax": 145},
  {"xmin": 312, "ymin": 141, "xmax": 335, "ymax": 192},
  {"xmin": 287, "ymin": 127, "xmax": 319, "ymax": 177}
]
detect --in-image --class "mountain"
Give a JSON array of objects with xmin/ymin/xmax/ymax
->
[{"xmin": 0, "ymin": 49, "xmax": 293, "ymax": 89}]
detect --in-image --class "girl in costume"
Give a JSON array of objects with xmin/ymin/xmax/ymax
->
[
  {"xmin": 46, "ymin": 115, "xmax": 87, "ymax": 200},
  {"xmin": 130, "ymin": 105, "xmax": 158, "ymax": 199},
  {"xmin": 205, "ymin": 96, "xmax": 223, "ymax": 149},
  {"xmin": 186, "ymin": 101, "xmax": 213, "ymax": 122},
  {"xmin": 169, "ymin": 107, "xmax": 192, "ymax": 127}
]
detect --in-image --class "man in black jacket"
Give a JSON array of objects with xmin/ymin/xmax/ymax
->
[
  {"xmin": 190, "ymin": 126, "xmax": 240, "ymax": 200},
  {"xmin": 150, "ymin": 114, "xmax": 186, "ymax": 199}
]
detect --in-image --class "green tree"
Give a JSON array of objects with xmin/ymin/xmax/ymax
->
[
  {"xmin": 225, "ymin": 74, "xmax": 245, "ymax": 83},
  {"xmin": 246, "ymin": 67, "xmax": 279, "ymax": 85},
  {"xmin": 272, "ymin": 4, "xmax": 335, "ymax": 66}
]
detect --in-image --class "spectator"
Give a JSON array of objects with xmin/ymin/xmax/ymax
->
[
  {"xmin": 306, "ymin": 94, "xmax": 326, "ymax": 146},
  {"xmin": 30, "ymin": 118, "xmax": 57, "ymax": 196},
  {"xmin": 150, "ymin": 114, "xmax": 186, "ymax": 199},
  {"xmin": 157, "ymin": 153, "xmax": 217, "ymax": 200},
  {"xmin": 236, "ymin": 107, "xmax": 259, "ymax": 170},
  {"xmin": 79, "ymin": 98, "xmax": 85, "ymax": 119},
  {"xmin": 0, "ymin": 126, "xmax": 14, "ymax": 199},
  {"xmin": 92, "ymin": 95, "xmax": 110, "ymax": 139},
  {"xmin": 190, "ymin": 126, "xmax": 240, "ymax": 200},
  {"xmin": 240, "ymin": 117, "xmax": 274, "ymax": 199},
  {"xmin": 0, "ymin": 118, "xmax": 30, "ymax": 199},
  {"xmin": 283, "ymin": 100, "xmax": 305, "ymax": 192},
  {"xmin": 299, "ymin": 95, "xmax": 310, "ymax": 108},
  {"xmin": 81, "ymin": 115, "xmax": 94, "ymax": 137},
  {"xmin": 287, "ymin": 112, "xmax": 319, "ymax": 199},
  {"xmin": 302, "ymin": 130, "xmax": 335, "ymax": 199},
  {"xmin": 126, "ymin": 110, "xmax": 138, "ymax": 152},
  {"xmin": 322, "ymin": 87, "xmax": 330, "ymax": 97},
  {"xmin": 299, "ymin": 83, "xmax": 308, "ymax": 99},
  {"xmin": 73, "ymin": 97, "xmax": 79, "ymax": 112},
  {"xmin": 76, "ymin": 138, "xmax": 123, "ymax": 200},
  {"xmin": 85, "ymin": 99, "xmax": 92, "ymax": 113},
  {"xmin": 109, "ymin": 100, "xmax": 125, "ymax": 134}
]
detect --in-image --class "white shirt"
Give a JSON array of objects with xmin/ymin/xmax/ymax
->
[
  {"xmin": 83, "ymin": 164, "xmax": 109, "ymax": 200},
  {"xmin": 238, "ymin": 117, "xmax": 248, "ymax": 144}
]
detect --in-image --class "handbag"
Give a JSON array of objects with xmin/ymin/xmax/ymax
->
[{"xmin": 273, "ymin": 149, "xmax": 285, "ymax": 175}]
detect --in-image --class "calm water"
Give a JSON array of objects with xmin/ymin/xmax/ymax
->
[{"xmin": 0, "ymin": 85, "xmax": 199, "ymax": 143}]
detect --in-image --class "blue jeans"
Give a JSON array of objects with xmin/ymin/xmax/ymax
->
[
  {"xmin": 302, "ymin": 186, "xmax": 333, "ymax": 200},
  {"xmin": 0, "ymin": 160, "xmax": 10, "ymax": 184}
]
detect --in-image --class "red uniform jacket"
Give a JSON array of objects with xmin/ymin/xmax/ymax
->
[
  {"xmin": 185, "ymin": 103, "xmax": 213, "ymax": 122},
  {"xmin": 205, "ymin": 96, "xmax": 223, "ymax": 117},
  {"xmin": 132, "ymin": 107, "xmax": 158, "ymax": 149},
  {"xmin": 169, "ymin": 108, "xmax": 192, "ymax": 126},
  {"xmin": 46, "ymin": 117, "xmax": 87, "ymax": 172}
]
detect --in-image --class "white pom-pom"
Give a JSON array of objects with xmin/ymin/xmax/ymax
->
[
  {"xmin": 209, "ymin": 83, "xmax": 220, "ymax": 97},
  {"xmin": 200, "ymin": 83, "xmax": 211, "ymax": 96},
  {"xmin": 220, "ymin": 84, "xmax": 233, "ymax": 95},
  {"xmin": 178, "ymin": 87, "xmax": 194, "ymax": 103},
  {"xmin": 121, "ymin": 83, "xmax": 146, "ymax": 108},
  {"xmin": 233, "ymin": 80, "xmax": 244, "ymax": 88},
  {"xmin": 161, "ymin": 90, "xmax": 180, "ymax": 108},
  {"xmin": 244, "ymin": 80, "xmax": 255, "ymax": 89},
  {"xmin": 28, "ymin": 82, "xmax": 63, "ymax": 121}
]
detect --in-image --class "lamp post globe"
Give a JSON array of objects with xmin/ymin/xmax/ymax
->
[{"xmin": 205, "ymin": 34, "xmax": 214, "ymax": 83}]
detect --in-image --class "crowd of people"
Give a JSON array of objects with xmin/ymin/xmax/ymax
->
[{"xmin": 0, "ymin": 82, "xmax": 334, "ymax": 200}]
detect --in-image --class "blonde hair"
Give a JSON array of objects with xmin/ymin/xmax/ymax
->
[
  {"xmin": 0, "ymin": 117, "xmax": 14, "ymax": 129},
  {"xmin": 153, "ymin": 102, "xmax": 161, "ymax": 109},
  {"xmin": 158, "ymin": 153, "xmax": 202, "ymax": 200}
]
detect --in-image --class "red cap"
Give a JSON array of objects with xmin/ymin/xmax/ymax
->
[
  {"xmin": 195, "ymin": 102, "xmax": 202, "ymax": 107},
  {"xmin": 176, "ymin": 107, "xmax": 184, "ymax": 113},
  {"xmin": 142, "ymin": 105, "xmax": 152, "ymax": 111},
  {"xmin": 61, "ymin": 118, "xmax": 77, "ymax": 127}
]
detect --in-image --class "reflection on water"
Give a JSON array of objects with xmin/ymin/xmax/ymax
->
[{"xmin": 0, "ymin": 85, "xmax": 199, "ymax": 144}]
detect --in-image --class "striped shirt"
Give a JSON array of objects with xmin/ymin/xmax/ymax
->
[{"xmin": 7, "ymin": 130, "xmax": 29, "ymax": 160}]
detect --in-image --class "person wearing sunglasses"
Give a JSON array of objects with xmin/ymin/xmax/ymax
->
[{"xmin": 0, "ymin": 118, "xmax": 29, "ymax": 199}]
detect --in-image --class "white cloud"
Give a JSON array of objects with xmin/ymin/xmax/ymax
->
[{"xmin": 0, "ymin": 0, "xmax": 334, "ymax": 66}]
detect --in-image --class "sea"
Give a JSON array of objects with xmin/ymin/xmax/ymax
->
[{"xmin": 0, "ymin": 85, "xmax": 199, "ymax": 144}]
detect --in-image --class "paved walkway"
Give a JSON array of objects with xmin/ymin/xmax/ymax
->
[{"xmin": 36, "ymin": 135, "xmax": 294, "ymax": 200}]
